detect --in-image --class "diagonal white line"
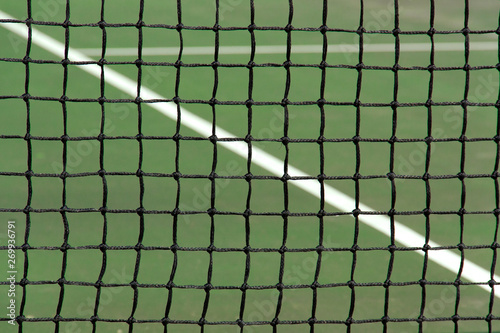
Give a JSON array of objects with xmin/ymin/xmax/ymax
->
[
  {"xmin": 1, "ymin": 13, "xmax": 498, "ymax": 295},
  {"xmin": 75, "ymin": 41, "xmax": 499, "ymax": 57}
]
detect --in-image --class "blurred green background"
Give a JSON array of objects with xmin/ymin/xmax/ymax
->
[{"xmin": 1, "ymin": 0, "xmax": 500, "ymax": 332}]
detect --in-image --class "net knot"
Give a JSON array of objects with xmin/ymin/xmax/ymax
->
[
  {"xmin": 347, "ymin": 280, "xmax": 356, "ymax": 289},
  {"xmin": 209, "ymin": 135, "xmax": 218, "ymax": 144},
  {"xmin": 247, "ymin": 24, "xmax": 256, "ymax": 32},
  {"xmin": 451, "ymin": 314, "xmax": 460, "ymax": 323},
  {"xmin": 198, "ymin": 318, "xmax": 207, "ymax": 326},
  {"xmin": 282, "ymin": 60, "xmax": 292, "ymax": 69},
  {"xmin": 211, "ymin": 61, "xmax": 220, "ymax": 69},
  {"xmin": 351, "ymin": 135, "xmax": 361, "ymax": 144},
  {"xmin": 457, "ymin": 242, "xmax": 466, "ymax": 251},
  {"xmin": 419, "ymin": 279, "xmax": 427, "ymax": 287},
  {"xmin": 317, "ymin": 209, "xmax": 326, "ymax": 218},
  {"xmin": 23, "ymin": 206, "xmax": 31, "ymax": 214},
  {"xmin": 320, "ymin": 25, "xmax": 328, "ymax": 34},
  {"xmin": 383, "ymin": 280, "xmax": 392, "ymax": 288},
  {"xmin": 136, "ymin": 207, "xmax": 145, "ymax": 216},
  {"xmin": 171, "ymin": 207, "xmax": 180, "ymax": 216},
  {"xmin": 284, "ymin": 24, "xmax": 293, "ymax": 33},
  {"xmin": 244, "ymin": 135, "xmax": 253, "ymax": 143},
  {"xmin": 243, "ymin": 209, "xmax": 252, "ymax": 218},
  {"xmin": 212, "ymin": 24, "xmax": 221, "ymax": 32},
  {"xmin": 355, "ymin": 63, "xmax": 364, "ymax": 71},
  {"xmin": 387, "ymin": 244, "xmax": 396, "ymax": 252},
  {"xmin": 19, "ymin": 278, "xmax": 29, "ymax": 287},
  {"xmin": 58, "ymin": 95, "xmax": 69, "ymax": 103},
  {"xmin": 392, "ymin": 28, "xmax": 401, "ymax": 36},
  {"xmin": 90, "ymin": 315, "xmax": 99, "ymax": 324},
  {"xmin": 422, "ymin": 243, "xmax": 431, "ymax": 251},
  {"xmin": 170, "ymin": 244, "xmax": 179, "ymax": 253},
  {"xmin": 311, "ymin": 280, "xmax": 320, "ymax": 289},
  {"xmin": 319, "ymin": 60, "xmax": 328, "ymax": 70},
  {"xmin": 176, "ymin": 23, "xmax": 184, "ymax": 32},
  {"xmin": 453, "ymin": 279, "xmax": 462, "ymax": 287},
  {"xmin": 98, "ymin": 243, "xmax": 108, "ymax": 252},
  {"xmin": 427, "ymin": 27, "xmax": 436, "ymax": 36},
  {"xmin": 352, "ymin": 173, "xmax": 361, "ymax": 181},
  {"xmin": 457, "ymin": 172, "xmax": 466, "ymax": 181},
  {"xmin": 278, "ymin": 245, "xmax": 288, "ymax": 254},
  {"xmin": 207, "ymin": 208, "xmax": 217, "ymax": 216},
  {"xmin": 245, "ymin": 99, "xmax": 254, "ymax": 108},
  {"xmin": 134, "ymin": 243, "xmax": 144, "ymax": 252},
  {"xmin": 494, "ymin": 135, "xmax": 500, "ymax": 144},
  {"xmin": 457, "ymin": 208, "xmax": 467, "ymax": 216},
  {"xmin": 486, "ymin": 313, "xmax": 494, "ymax": 322},
  {"xmin": 166, "ymin": 281, "xmax": 175, "ymax": 290},
  {"xmin": 280, "ymin": 136, "xmax": 290, "ymax": 145},
  {"xmin": 356, "ymin": 26, "xmax": 365, "ymax": 35},
  {"xmin": 281, "ymin": 174, "xmax": 291, "ymax": 182},
  {"xmin": 60, "ymin": 205, "xmax": 69, "ymax": 213},
  {"xmin": 424, "ymin": 136, "xmax": 434, "ymax": 144},
  {"xmin": 381, "ymin": 316, "xmax": 390, "ymax": 324},
  {"xmin": 236, "ymin": 319, "xmax": 245, "ymax": 328},
  {"xmin": 53, "ymin": 314, "xmax": 63, "ymax": 323},
  {"xmin": 98, "ymin": 169, "xmax": 106, "ymax": 177},
  {"xmin": 391, "ymin": 64, "xmax": 401, "ymax": 73},
  {"xmin": 208, "ymin": 171, "xmax": 218, "ymax": 180},
  {"xmin": 271, "ymin": 317, "xmax": 280, "ymax": 327},
  {"xmin": 244, "ymin": 173, "xmax": 253, "ymax": 182},
  {"xmin": 207, "ymin": 244, "xmax": 216, "ymax": 253},
  {"xmin": 57, "ymin": 278, "xmax": 66, "ymax": 286},
  {"xmin": 98, "ymin": 20, "xmax": 106, "ymax": 29},
  {"xmin": 317, "ymin": 98, "xmax": 326, "ymax": 107},
  {"xmin": 172, "ymin": 133, "xmax": 182, "ymax": 141},
  {"xmin": 246, "ymin": 61, "xmax": 256, "ymax": 69},
  {"xmin": 390, "ymin": 100, "xmax": 399, "ymax": 109},
  {"xmin": 489, "ymin": 279, "xmax": 496, "ymax": 288},
  {"xmin": 240, "ymin": 283, "xmax": 249, "ymax": 291},
  {"xmin": 135, "ymin": 20, "xmax": 145, "ymax": 29},
  {"xmin": 136, "ymin": 169, "xmax": 144, "ymax": 177},
  {"xmin": 97, "ymin": 96, "xmax": 106, "ymax": 105},
  {"xmin": 461, "ymin": 27, "xmax": 470, "ymax": 35},
  {"xmin": 422, "ymin": 207, "xmax": 431, "ymax": 216},
  {"xmin": 352, "ymin": 208, "xmax": 361, "ymax": 217},
  {"xmin": 243, "ymin": 246, "xmax": 252, "ymax": 254},
  {"xmin": 60, "ymin": 243, "xmax": 71, "ymax": 252},
  {"xmin": 23, "ymin": 133, "xmax": 32, "ymax": 141},
  {"xmin": 21, "ymin": 93, "xmax": 31, "ymax": 101},
  {"xmin": 127, "ymin": 317, "xmax": 137, "ymax": 324},
  {"xmin": 460, "ymin": 100, "xmax": 469, "ymax": 108},
  {"xmin": 174, "ymin": 61, "xmax": 183, "ymax": 69},
  {"xmin": 462, "ymin": 64, "xmax": 472, "ymax": 71},
  {"xmin": 21, "ymin": 243, "xmax": 30, "ymax": 252},
  {"xmin": 24, "ymin": 170, "xmax": 34, "ymax": 179},
  {"xmin": 492, "ymin": 241, "xmax": 500, "ymax": 249},
  {"xmin": 350, "ymin": 244, "xmax": 360, "ymax": 253},
  {"xmin": 316, "ymin": 136, "xmax": 326, "ymax": 144},
  {"xmin": 97, "ymin": 133, "xmax": 106, "ymax": 142},
  {"xmin": 61, "ymin": 58, "xmax": 70, "ymax": 67},
  {"xmin": 386, "ymin": 172, "xmax": 396, "ymax": 181},
  {"xmin": 204, "ymin": 283, "xmax": 213, "ymax": 291},
  {"xmin": 161, "ymin": 317, "xmax": 170, "ymax": 325},
  {"xmin": 60, "ymin": 134, "xmax": 70, "ymax": 143},
  {"xmin": 308, "ymin": 317, "xmax": 317, "ymax": 325},
  {"xmin": 22, "ymin": 56, "xmax": 31, "ymax": 65}
]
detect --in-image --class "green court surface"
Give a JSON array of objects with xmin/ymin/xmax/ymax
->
[{"xmin": 1, "ymin": 0, "xmax": 500, "ymax": 332}]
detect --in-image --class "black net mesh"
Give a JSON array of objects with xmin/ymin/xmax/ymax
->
[{"xmin": 1, "ymin": 0, "xmax": 500, "ymax": 332}]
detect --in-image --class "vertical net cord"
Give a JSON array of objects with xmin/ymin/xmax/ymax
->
[
  {"xmin": 127, "ymin": 1, "xmax": 147, "ymax": 332},
  {"xmin": 346, "ymin": 1, "xmax": 365, "ymax": 331},
  {"xmin": 198, "ymin": 0, "xmax": 221, "ymax": 330},
  {"xmin": 273, "ymin": 1, "xmax": 294, "ymax": 331},
  {"xmin": 92, "ymin": 0, "xmax": 109, "ymax": 331},
  {"xmin": 452, "ymin": 0, "xmax": 471, "ymax": 330},
  {"xmin": 488, "ymin": 11, "xmax": 500, "ymax": 332},
  {"xmin": 18, "ymin": 0, "xmax": 34, "ymax": 331},
  {"xmin": 382, "ymin": 0, "xmax": 400, "ymax": 331},
  {"xmin": 309, "ymin": 1, "xmax": 329, "ymax": 332},
  {"xmin": 54, "ymin": 1, "xmax": 72, "ymax": 331},
  {"xmin": 163, "ymin": 0, "xmax": 184, "ymax": 330},
  {"xmin": 237, "ymin": 0, "xmax": 256, "ymax": 331},
  {"xmin": 418, "ymin": 0, "xmax": 436, "ymax": 331}
]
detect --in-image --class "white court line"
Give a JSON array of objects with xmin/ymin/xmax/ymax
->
[
  {"xmin": 76, "ymin": 41, "xmax": 499, "ymax": 57},
  {"xmin": 1, "ymin": 13, "xmax": 498, "ymax": 295}
]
